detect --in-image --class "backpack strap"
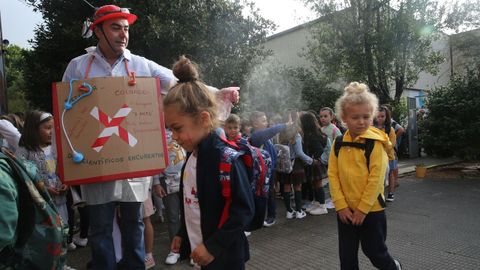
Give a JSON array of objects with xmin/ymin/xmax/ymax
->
[
  {"xmin": 334, "ymin": 135, "xmax": 374, "ymax": 171},
  {"xmin": 217, "ymin": 145, "xmax": 241, "ymax": 228},
  {"xmin": 333, "ymin": 135, "xmax": 344, "ymax": 157},
  {"xmin": 333, "ymin": 137, "xmax": 385, "ymax": 207}
]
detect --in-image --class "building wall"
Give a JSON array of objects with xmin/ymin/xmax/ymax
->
[
  {"xmin": 263, "ymin": 19, "xmax": 480, "ymax": 96},
  {"xmin": 411, "ymin": 34, "xmax": 452, "ymax": 91},
  {"xmin": 263, "ymin": 23, "xmax": 314, "ymax": 69}
]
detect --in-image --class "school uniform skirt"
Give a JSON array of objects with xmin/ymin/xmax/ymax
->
[{"xmin": 282, "ymin": 158, "xmax": 305, "ymax": 185}]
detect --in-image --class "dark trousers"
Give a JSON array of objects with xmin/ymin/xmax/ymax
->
[
  {"xmin": 78, "ymin": 205, "xmax": 90, "ymax": 238},
  {"xmin": 88, "ymin": 202, "xmax": 145, "ymax": 270},
  {"xmin": 337, "ymin": 210, "xmax": 397, "ymax": 270}
]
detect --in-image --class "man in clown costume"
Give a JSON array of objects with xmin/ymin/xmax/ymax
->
[{"xmin": 62, "ymin": 4, "xmax": 238, "ymax": 270}]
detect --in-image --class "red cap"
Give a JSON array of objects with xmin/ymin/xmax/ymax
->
[{"xmin": 90, "ymin": 5, "xmax": 137, "ymax": 29}]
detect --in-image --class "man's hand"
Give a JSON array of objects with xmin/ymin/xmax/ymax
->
[
  {"xmin": 190, "ymin": 244, "xmax": 215, "ymax": 266},
  {"xmin": 171, "ymin": 236, "xmax": 182, "ymax": 253},
  {"xmin": 218, "ymin": 87, "xmax": 240, "ymax": 104},
  {"xmin": 337, "ymin": 208, "xmax": 353, "ymax": 224},
  {"xmin": 154, "ymin": 184, "xmax": 167, "ymax": 198},
  {"xmin": 351, "ymin": 209, "xmax": 366, "ymax": 226}
]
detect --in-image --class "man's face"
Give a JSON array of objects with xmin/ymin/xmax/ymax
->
[
  {"xmin": 164, "ymin": 104, "xmax": 210, "ymax": 153},
  {"xmin": 95, "ymin": 18, "xmax": 130, "ymax": 55}
]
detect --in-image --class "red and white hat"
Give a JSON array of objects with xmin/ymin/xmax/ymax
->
[{"xmin": 89, "ymin": 5, "xmax": 137, "ymax": 30}]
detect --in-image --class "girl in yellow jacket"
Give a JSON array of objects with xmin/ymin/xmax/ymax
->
[{"xmin": 328, "ymin": 82, "xmax": 402, "ymax": 270}]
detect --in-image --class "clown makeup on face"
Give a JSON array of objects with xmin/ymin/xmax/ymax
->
[
  {"xmin": 224, "ymin": 122, "xmax": 241, "ymax": 141},
  {"xmin": 164, "ymin": 104, "xmax": 211, "ymax": 154}
]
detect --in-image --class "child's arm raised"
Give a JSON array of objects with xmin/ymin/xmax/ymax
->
[
  {"xmin": 203, "ymin": 159, "xmax": 255, "ymax": 259},
  {"xmin": 250, "ymin": 124, "xmax": 287, "ymax": 147}
]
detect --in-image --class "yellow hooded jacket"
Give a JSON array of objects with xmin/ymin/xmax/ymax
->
[{"xmin": 328, "ymin": 126, "xmax": 392, "ymax": 214}]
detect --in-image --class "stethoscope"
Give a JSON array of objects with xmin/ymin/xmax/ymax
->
[
  {"xmin": 61, "ymin": 56, "xmax": 136, "ymax": 164},
  {"xmin": 61, "ymin": 79, "xmax": 95, "ymax": 163}
]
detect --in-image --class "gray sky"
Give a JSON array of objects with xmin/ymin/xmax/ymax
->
[{"xmin": 1, "ymin": 0, "xmax": 315, "ymax": 49}]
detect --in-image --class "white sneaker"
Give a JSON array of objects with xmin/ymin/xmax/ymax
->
[
  {"xmin": 394, "ymin": 259, "xmax": 402, "ymax": 270},
  {"xmin": 244, "ymin": 231, "xmax": 251, "ymax": 237},
  {"xmin": 295, "ymin": 210, "xmax": 307, "ymax": 219},
  {"xmin": 263, "ymin": 218, "xmax": 276, "ymax": 227},
  {"xmin": 309, "ymin": 204, "xmax": 328, "ymax": 215},
  {"xmin": 305, "ymin": 201, "xmax": 319, "ymax": 212},
  {"xmin": 73, "ymin": 237, "xmax": 88, "ymax": 247},
  {"xmin": 305, "ymin": 201, "xmax": 320, "ymax": 213},
  {"xmin": 63, "ymin": 266, "xmax": 77, "ymax": 270},
  {"xmin": 145, "ymin": 255, "xmax": 156, "ymax": 269},
  {"xmin": 67, "ymin": 242, "xmax": 76, "ymax": 251},
  {"xmin": 286, "ymin": 210, "xmax": 296, "ymax": 219},
  {"xmin": 165, "ymin": 251, "xmax": 180, "ymax": 265},
  {"xmin": 325, "ymin": 198, "xmax": 335, "ymax": 209}
]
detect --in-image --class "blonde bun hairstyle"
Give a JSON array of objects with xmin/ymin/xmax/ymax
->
[
  {"xmin": 335, "ymin": 82, "xmax": 379, "ymax": 121},
  {"xmin": 164, "ymin": 56, "xmax": 218, "ymax": 130}
]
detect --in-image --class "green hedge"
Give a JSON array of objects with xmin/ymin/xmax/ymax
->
[{"xmin": 422, "ymin": 70, "xmax": 480, "ymax": 160}]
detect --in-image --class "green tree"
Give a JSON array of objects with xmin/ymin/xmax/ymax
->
[
  {"xmin": 291, "ymin": 67, "xmax": 340, "ymax": 111},
  {"xmin": 422, "ymin": 70, "xmax": 480, "ymax": 159},
  {"xmin": 24, "ymin": 0, "xmax": 274, "ymax": 111},
  {"xmin": 302, "ymin": 0, "xmax": 479, "ymax": 103},
  {"xmin": 4, "ymin": 45, "xmax": 30, "ymax": 113}
]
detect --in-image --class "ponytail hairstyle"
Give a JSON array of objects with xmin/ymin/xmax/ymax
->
[
  {"xmin": 163, "ymin": 56, "xmax": 218, "ymax": 131},
  {"xmin": 19, "ymin": 110, "xmax": 53, "ymax": 152},
  {"xmin": 335, "ymin": 82, "xmax": 378, "ymax": 121}
]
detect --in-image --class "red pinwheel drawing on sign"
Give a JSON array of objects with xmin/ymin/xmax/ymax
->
[{"xmin": 90, "ymin": 104, "xmax": 138, "ymax": 152}]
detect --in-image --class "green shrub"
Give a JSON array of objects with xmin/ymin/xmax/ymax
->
[{"xmin": 422, "ymin": 70, "xmax": 480, "ymax": 160}]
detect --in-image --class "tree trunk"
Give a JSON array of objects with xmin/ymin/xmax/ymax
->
[{"xmin": 395, "ymin": 76, "xmax": 404, "ymax": 100}]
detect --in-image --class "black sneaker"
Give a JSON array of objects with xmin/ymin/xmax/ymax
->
[
  {"xmin": 386, "ymin": 193, "xmax": 395, "ymax": 202},
  {"xmin": 263, "ymin": 217, "xmax": 276, "ymax": 227}
]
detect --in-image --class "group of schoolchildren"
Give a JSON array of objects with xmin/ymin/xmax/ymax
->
[{"xmin": 0, "ymin": 56, "xmax": 405, "ymax": 270}]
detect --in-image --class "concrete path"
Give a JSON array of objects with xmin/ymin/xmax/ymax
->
[{"xmin": 67, "ymin": 158, "xmax": 479, "ymax": 270}]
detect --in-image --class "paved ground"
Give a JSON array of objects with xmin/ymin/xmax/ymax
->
[{"xmin": 67, "ymin": 161, "xmax": 480, "ymax": 270}]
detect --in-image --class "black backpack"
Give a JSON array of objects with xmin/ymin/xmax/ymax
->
[{"xmin": 333, "ymin": 135, "xmax": 386, "ymax": 207}]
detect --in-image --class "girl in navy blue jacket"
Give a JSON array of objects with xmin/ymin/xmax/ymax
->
[{"xmin": 163, "ymin": 56, "xmax": 254, "ymax": 270}]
